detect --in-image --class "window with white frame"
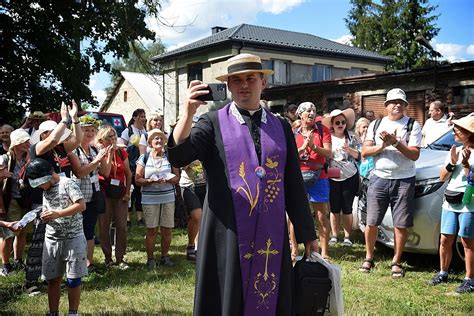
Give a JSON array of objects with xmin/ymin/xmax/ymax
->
[
  {"xmin": 273, "ymin": 60, "xmax": 289, "ymax": 85},
  {"xmin": 312, "ymin": 64, "xmax": 332, "ymax": 82}
]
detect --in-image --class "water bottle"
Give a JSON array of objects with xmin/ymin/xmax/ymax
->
[{"xmin": 462, "ymin": 170, "xmax": 474, "ymax": 205}]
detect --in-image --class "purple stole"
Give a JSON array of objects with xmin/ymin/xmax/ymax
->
[{"xmin": 218, "ymin": 103, "xmax": 287, "ymax": 315}]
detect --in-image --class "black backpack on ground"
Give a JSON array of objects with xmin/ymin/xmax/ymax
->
[{"xmin": 294, "ymin": 258, "xmax": 332, "ymax": 316}]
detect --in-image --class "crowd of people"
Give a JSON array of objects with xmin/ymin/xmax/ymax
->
[{"xmin": 0, "ymin": 53, "xmax": 472, "ymax": 315}]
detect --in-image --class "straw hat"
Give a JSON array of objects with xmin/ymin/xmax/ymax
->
[
  {"xmin": 30, "ymin": 120, "xmax": 72, "ymax": 145},
  {"xmin": 384, "ymin": 88, "xmax": 408, "ymax": 106},
  {"xmin": 216, "ymin": 53, "xmax": 274, "ymax": 81},
  {"xmin": 322, "ymin": 108, "xmax": 356, "ymax": 130},
  {"xmin": 28, "ymin": 111, "xmax": 46, "ymax": 120},
  {"xmin": 9, "ymin": 129, "xmax": 31, "ymax": 150},
  {"xmin": 147, "ymin": 129, "xmax": 168, "ymax": 146},
  {"xmin": 452, "ymin": 114, "xmax": 474, "ymax": 134}
]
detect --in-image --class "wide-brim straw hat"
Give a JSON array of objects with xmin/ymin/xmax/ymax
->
[
  {"xmin": 322, "ymin": 108, "xmax": 356, "ymax": 130},
  {"xmin": 28, "ymin": 111, "xmax": 46, "ymax": 120},
  {"xmin": 452, "ymin": 114, "xmax": 474, "ymax": 134},
  {"xmin": 9, "ymin": 129, "xmax": 31, "ymax": 150},
  {"xmin": 30, "ymin": 120, "xmax": 72, "ymax": 145},
  {"xmin": 384, "ymin": 88, "xmax": 408, "ymax": 106},
  {"xmin": 147, "ymin": 129, "xmax": 168, "ymax": 147},
  {"xmin": 216, "ymin": 53, "xmax": 274, "ymax": 81}
]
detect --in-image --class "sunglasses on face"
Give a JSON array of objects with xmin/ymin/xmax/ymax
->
[
  {"xmin": 104, "ymin": 134, "xmax": 117, "ymax": 140},
  {"xmin": 334, "ymin": 120, "xmax": 346, "ymax": 126}
]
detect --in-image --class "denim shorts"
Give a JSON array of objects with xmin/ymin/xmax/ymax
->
[
  {"xmin": 366, "ymin": 175, "xmax": 415, "ymax": 228},
  {"xmin": 440, "ymin": 210, "xmax": 474, "ymax": 239},
  {"xmin": 306, "ymin": 178, "xmax": 329, "ymax": 203}
]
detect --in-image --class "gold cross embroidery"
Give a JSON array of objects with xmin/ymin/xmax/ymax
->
[{"xmin": 257, "ymin": 238, "xmax": 279, "ymax": 281}]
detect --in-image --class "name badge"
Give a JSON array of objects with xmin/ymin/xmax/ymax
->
[
  {"xmin": 58, "ymin": 172, "xmax": 66, "ymax": 177},
  {"xmin": 90, "ymin": 175, "xmax": 99, "ymax": 184},
  {"xmin": 110, "ymin": 179, "xmax": 120, "ymax": 186}
]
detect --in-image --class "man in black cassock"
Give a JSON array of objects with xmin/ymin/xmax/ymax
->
[{"xmin": 168, "ymin": 53, "xmax": 317, "ymax": 315}]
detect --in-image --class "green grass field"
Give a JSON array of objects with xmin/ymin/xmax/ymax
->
[{"xmin": 1, "ymin": 226, "xmax": 473, "ymax": 315}]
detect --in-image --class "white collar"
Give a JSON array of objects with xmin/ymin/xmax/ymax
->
[{"xmin": 230, "ymin": 102, "xmax": 268, "ymax": 125}]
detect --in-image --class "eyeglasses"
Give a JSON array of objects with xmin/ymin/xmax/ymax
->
[{"xmin": 334, "ymin": 120, "xmax": 346, "ymax": 126}]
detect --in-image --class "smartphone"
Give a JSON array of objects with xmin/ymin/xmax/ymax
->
[{"xmin": 196, "ymin": 83, "xmax": 227, "ymax": 102}]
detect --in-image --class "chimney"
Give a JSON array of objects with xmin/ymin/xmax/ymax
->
[{"xmin": 212, "ymin": 26, "xmax": 227, "ymax": 34}]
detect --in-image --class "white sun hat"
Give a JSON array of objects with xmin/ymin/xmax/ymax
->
[{"xmin": 29, "ymin": 120, "xmax": 72, "ymax": 145}]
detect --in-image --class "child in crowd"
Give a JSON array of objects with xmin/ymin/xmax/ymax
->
[{"xmin": 26, "ymin": 158, "xmax": 86, "ymax": 316}]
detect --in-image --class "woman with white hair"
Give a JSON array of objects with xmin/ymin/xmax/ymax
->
[
  {"xmin": 0, "ymin": 125, "xmax": 14, "ymax": 155},
  {"xmin": 294, "ymin": 101, "xmax": 332, "ymax": 260},
  {"xmin": 135, "ymin": 129, "xmax": 179, "ymax": 269}
]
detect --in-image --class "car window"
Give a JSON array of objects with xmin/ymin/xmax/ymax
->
[{"xmin": 428, "ymin": 128, "xmax": 461, "ymax": 151}]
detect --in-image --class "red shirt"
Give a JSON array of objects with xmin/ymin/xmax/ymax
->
[
  {"xmin": 295, "ymin": 125, "xmax": 332, "ymax": 179},
  {"xmin": 100, "ymin": 148, "xmax": 128, "ymax": 184}
]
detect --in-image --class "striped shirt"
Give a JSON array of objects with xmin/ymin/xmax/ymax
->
[
  {"xmin": 136, "ymin": 153, "xmax": 175, "ymax": 204},
  {"xmin": 71, "ymin": 145, "xmax": 100, "ymax": 203}
]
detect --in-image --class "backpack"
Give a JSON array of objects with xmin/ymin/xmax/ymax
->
[
  {"xmin": 294, "ymin": 258, "xmax": 332, "ymax": 316},
  {"xmin": 1, "ymin": 153, "xmax": 32, "ymax": 211},
  {"xmin": 126, "ymin": 126, "xmax": 147, "ymax": 174},
  {"xmin": 372, "ymin": 117, "xmax": 415, "ymax": 144}
]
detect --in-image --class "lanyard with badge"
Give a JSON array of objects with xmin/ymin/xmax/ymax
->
[{"xmin": 78, "ymin": 145, "xmax": 100, "ymax": 192}]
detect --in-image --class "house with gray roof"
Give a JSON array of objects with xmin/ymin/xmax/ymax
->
[
  {"xmin": 100, "ymin": 71, "xmax": 165, "ymax": 124},
  {"xmin": 154, "ymin": 23, "xmax": 392, "ymax": 130}
]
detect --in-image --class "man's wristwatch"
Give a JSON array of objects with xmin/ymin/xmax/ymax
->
[
  {"xmin": 392, "ymin": 140, "xmax": 399, "ymax": 147},
  {"xmin": 445, "ymin": 162, "xmax": 456, "ymax": 172}
]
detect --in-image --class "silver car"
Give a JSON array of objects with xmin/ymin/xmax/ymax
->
[{"xmin": 354, "ymin": 125, "xmax": 466, "ymax": 263}]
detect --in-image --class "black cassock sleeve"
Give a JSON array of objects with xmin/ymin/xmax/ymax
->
[
  {"xmin": 167, "ymin": 114, "xmax": 215, "ymax": 168},
  {"xmin": 279, "ymin": 118, "xmax": 317, "ymax": 244}
]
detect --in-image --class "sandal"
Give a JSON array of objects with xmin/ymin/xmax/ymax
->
[
  {"xmin": 391, "ymin": 262, "xmax": 405, "ymax": 278},
  {"xmin": 359, "ymin": 258, "xmax": 375, "ymax": 273},
  {"xmin": 322, "ymin": 256, "xmax": 332, "ymax": 264}
]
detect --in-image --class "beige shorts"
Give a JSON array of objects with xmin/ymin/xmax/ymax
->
[
  {"xmin": 6, "ymin": 199, "xmax": 32, "ymax": 233},
  {"xmin": 142, "ymin": 202, "xmax": 175, "ymax": 228}
]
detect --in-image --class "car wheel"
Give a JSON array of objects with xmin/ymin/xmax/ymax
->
[{"xmin": 451, "ymin": 239, "xmax": 466, "ymax": 271}]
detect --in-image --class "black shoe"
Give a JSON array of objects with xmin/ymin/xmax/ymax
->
[
  {"xmin": 429, "ymin": 272, "xmax": 448, "ymax": 285},
  {"xmin": 137, "ymin": 219, "xmax": 145, "ymax": 227},
  {"xmin": 0, "ymin": 264, "xmax": 14, "ymax": 277},
  {"xmin": 455, "ymin": 279, "xmax": 474, "ymax": 293},
  {"xmin": 13, "ymin": 259, "xmax": 26, "ymax": 272}
]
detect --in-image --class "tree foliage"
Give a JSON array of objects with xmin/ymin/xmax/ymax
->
[
  {"xmin": 345, "ymin": 0, "xmax": 440, "ymax": 70},
  {"xmin": 109, "ymin": 40, "xmax": 166, "ymax": 89},
  {"xmin": 0, "ymin": 0, "xmax": 160, "ymax": 126}
]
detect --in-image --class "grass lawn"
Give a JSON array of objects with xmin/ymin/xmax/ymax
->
[{"xmin": 1, "ymin": 225, "xmax": 473, "ymax": 314}]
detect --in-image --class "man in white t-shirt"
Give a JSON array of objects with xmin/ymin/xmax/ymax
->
[
  {"xmin": 421, "ymin": 101, "xmax": 452, "ymax": 147},
  {"xmin": 360, "ymin": 88, "xmax": 422, "ymax": 278}
]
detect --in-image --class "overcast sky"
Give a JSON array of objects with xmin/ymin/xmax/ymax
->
[{"xmin": 89, "ymin": 0, "xmax": 474, "ymax": 105}]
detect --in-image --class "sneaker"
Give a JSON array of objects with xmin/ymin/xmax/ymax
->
[
  {"xmin": 342, "ymin": 238, "xmax": 353, "ymax": 247},
  {"xmin": 104, "ymin": 259, "xmax": 114, "ymax": 270},
  {"xmin": 160, "ymin": 256, "xmax": 174, "ymax": 267},
  {"xmin": 137, "ymin": 219, "xmax": 145, "ymax": 227},
  {"xmin": 25, "ymin": 284, "xmax": 42, "ymax": 297},
  {"xmin": 117, "ymin": 261, "xmax": 130, "ymax": 270},
  {"xmin": 328, "ymin": 236, "xmax": 338, "ymax": 246},
  {"xmin": 0, "ymin": 264, "xmax": 14, "ymax": 277},
  {"xmin": 13, "ymin": 259, "xmax": 26, "ymax": 271},
  {"xmin": 429, "ymin": 272, "xmax": 448, "ymax": 286},
  {"xmin": 146, "ymin": 258, "xmax": 156, "ymax": 270},
  {"xmin": 87, "ymin": 264, "xmax": 97, "ymax": 274},
  {"xmin": 455, "ymin": 279, "xmax": 474, "ymax": 293},
  {"xmin": 186, "ymin": 246, "xmax": 196, "ymax": 261}
]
